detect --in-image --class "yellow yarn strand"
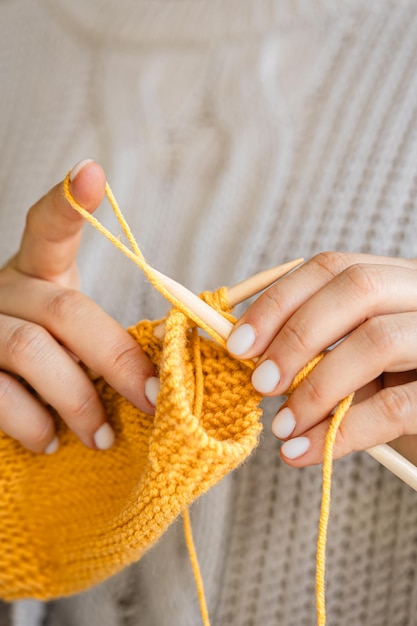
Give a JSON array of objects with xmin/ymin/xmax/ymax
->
[
  {"xmin": 182, "ymin": 327, "xmax": 211, "ymax": 626},
  {"xmin": 287, "ymin": 353, "xmax": 354, "ymax": 626},
  {"xmin": 316, "ymin": 393, "xmax": 354, "ymax": 626},
  {"xmin": 63, "ymin": 174, "xmax": 226, "ymax": 348},
  {"xmin": 183, "ymin": 509, "xmax": 211, "ymax": 626},
  {"xmin": 191, "ymin": 326, "xmax": 205, "ymax": 419},
  {"xmin": 63, "ymin": 173, "xmax": 355, "ymax": 626}
]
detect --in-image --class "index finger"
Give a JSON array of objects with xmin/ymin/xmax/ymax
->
[
  {"xmin": 226, "ymin": 251, "xmax": 417, "ymax": 360},
  {"xmin": 12, "ymin": 160, "xmax": 106, "ymax": 284}
]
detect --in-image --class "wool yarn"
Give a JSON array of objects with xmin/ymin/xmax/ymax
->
[
  {"xmin": 0, "ymin": 174, "xmax": 353, "ymax": 626},
  {"xmin": 60, "ymin": 176, "xmax": 353, "ymax": 626},
  {"xmin": 0, "ymin": 307, "xmax": 262, "ymax": 601}
]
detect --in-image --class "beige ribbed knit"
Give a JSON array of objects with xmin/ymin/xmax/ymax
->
[{"xmin": 2, "ymin": 1, "xmax": 417, "ymax": 625}]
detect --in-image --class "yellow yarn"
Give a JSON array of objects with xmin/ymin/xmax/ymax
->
[
  {"xmin": 182, "ymin": 326, "xmax": 210, "ymax": 626},
  {"xmin": 0, "ymin": 173, "xmax": 354, "ymax": 626},
  {"xmin": 288, "ymin": 355, "xmax": 354, "ymax": 626},
  {"xmin": 0, "ymin": 309, "xmax": 263, "ymax": 603},
  {"xmin": 62, "ymin": 175, "xmax": 354, "ymax": 626},
  {"xmin": 62, "ymin": 176, "xmax": 228, "ymax": 349},
  {"xmin": 183, "ymin": 508, "xmax": 211, "ymax": 626}
]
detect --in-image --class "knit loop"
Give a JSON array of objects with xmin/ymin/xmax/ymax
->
[{"xmin": 199, "ymin": 287, "xmax": 232, "ymax": 316}]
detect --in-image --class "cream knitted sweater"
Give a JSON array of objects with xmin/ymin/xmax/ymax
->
[{"xmin": 2, "ymin": 1, "xmax": 417, "ymax": 625}]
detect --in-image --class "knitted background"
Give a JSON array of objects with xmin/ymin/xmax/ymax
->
[{"xmin": 1, "ymin": 1, "xmax": 417, "ymax": 625}]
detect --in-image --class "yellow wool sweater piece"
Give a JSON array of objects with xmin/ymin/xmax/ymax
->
[{"xmin": 0, "ymin": 307, "xmax": 262, "ymax": 600}]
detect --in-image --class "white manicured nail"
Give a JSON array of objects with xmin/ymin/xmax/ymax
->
[
  {"xmin": 93, "ymin": 423, "xmax": 115, "ymax": 450},
  {"xmin": 281, "ymin": 436, "xmax": 310, "ymax": 459},
  {"xmin": 44, "ymin": 436, "xmax": 59, "ymax": 455},
  {"xmin": 145, "ymin": 376, "xmax": 160, "ymax": 406},
  {"xmin": 226, "ymin": 324, "xmax": 256, "ymax": 356},
  {"xmin": 272, "ymin": 407, "xmax": 296, "ymax": 439},
  {"xmin": 251, "ymin": 359, "xmax": 280, "ymax": 393},
  {"xmin": 69, "ymin": 159, "xmax": 93, "ymax": 182}
]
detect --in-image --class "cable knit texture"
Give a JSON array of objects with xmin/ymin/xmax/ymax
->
[{"xmin": 2, "ymin": 1, "xmax": 417, "ymax": 625}]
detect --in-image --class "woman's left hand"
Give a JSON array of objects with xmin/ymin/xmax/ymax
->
[{"xmin": 226, "ymin": 251, "xmax": 417, "ymax": 467}]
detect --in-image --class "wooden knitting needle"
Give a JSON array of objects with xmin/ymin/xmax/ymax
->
[
  {"xmin": 152, "ymin": 261, "xmax": 417, "ymax": 493},
  {"xmin": 152, "ymin": 258, "xmax": 303, "ymax": 340},
  {"xmin": 226, "ymin": 258, "xmax": 304, "ymax": 307},
  {"xmin": 152, "ymin": 268, "xmax": 234, "ymax": 339},
  {"xmin": 366, "ymin": 445, "xmax": 417, "ymax": 491},
  {"xmin": 66, "ymin": 175, "xmax": 417, "ymax": 492}
]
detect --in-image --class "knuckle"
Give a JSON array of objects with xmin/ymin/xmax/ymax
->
[
  {"xmin": 310, "ymin": 251, "xmax": 349, "ymax": 279},
  {"xmin": 5, "ymin": 322, "xmax": 49, "ymax": 362},
  {"xmin": 375, "ymin": 386, "xmax": 413, "ymax": 434},
  {"xmin": 281, "ymin": 319, "xmax": 312, "ymax": 354},
  {"xmin": 301, "ymin": 374, "xmax": 327, "ymax": 405},
  {"xmin": 107, "ymin": 341, "xmax": 142, "ymax": 372},
  {"xmin": 360, "ymin": 317, "xmax": 399, "ymax": 354},
  {"xmin": 68, "ymin": 387, "xmax": 100, "ymax": 425},
  {"xmin": 259, "ymin": 286, "xmax": 287, "ymax": 319},
  {"xmin": 342, "ymin": 264, "xmax": 378, "ymax": 298},
  {"xmin": 45, "ymin": 288, "xmax": 85, "ymax": 323}
]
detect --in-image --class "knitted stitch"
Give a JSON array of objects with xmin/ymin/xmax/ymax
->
[{"xmin": 0, "ymin": 308, "xmax": 262, "ymax": 600}]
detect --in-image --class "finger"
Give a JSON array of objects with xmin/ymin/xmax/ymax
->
[
  {"xmin": 248, "ymin": 262, "xmax": 417, "ymax": 395},
  {"xmin": 373, "ymin": 371, "xmax": 417, "ymax": 466},
  {"xmin": 0, "ymin": 276, "xmax": 156, "ymax": 412},
  {"xmin": 272, "ymin": 311, "xmax": 417, "ymax": 441},
  {"xmin": 279, "ymin": 380, "xmax": 417, "ymax": 468},
  {"xmin": 12, "ymin": 160, "xmax": 106, "ymax": 284},
  {"xmin": 226, "ymin": 252, "xmax": 417, "ymax": 361},
  {"xmin": 0, "ymin": 314, "xmax": 112, "ymax": 450},
  {"xmin": 0, "ymin": 371, "xmax": 58, "ymax": 454}
]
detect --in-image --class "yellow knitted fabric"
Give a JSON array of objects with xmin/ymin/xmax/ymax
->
[
  {"xmin": 0, "ymin": 175, "xmax": 353, "ymax": 626},
  {"xmin": 0, "ymin": 307, "xmax": 262, "ymax": 600}
]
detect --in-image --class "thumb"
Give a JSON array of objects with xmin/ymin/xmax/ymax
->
[{"xmin": 12, "ymin": 160, "xmax": 106, "ymax": 286}]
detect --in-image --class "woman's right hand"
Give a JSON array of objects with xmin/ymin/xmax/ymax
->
[{"xmin": 0, "ymin": 160, "xmax": 157, "ymax": 454}]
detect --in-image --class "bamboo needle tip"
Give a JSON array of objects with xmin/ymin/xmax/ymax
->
[{"xmin": 226, "ymin": 257, "xmax": 304, "ymax": 308}]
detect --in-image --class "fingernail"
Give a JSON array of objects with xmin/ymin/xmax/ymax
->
[
  {"xmin": 69, "ymin": 159, "xmax": 93, "ymax": 182},
  {"xmin": 226, "ymin": 323, "xmax": 256, "ymax": 356},
  {"xmin": 93, "ymin": 423, "xmax": 115, "ymax": 450},
  {"xmin": 251, "ymin": 359, "xmax": 280, "ymax": 393},
  {"xmin": 272, "ymin": 407, "xmax": 296, "ymax": 439},
  {"xmin": 281, "ymin": 436, "xmax": 310, "ymax": 459},
  {"xmin": 145, "ymin": 376, "xmax": 160, "ymax": 406},
  {"xmin": 44, "ymin": 436, "xmax": 59, "ymax": 455}
]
